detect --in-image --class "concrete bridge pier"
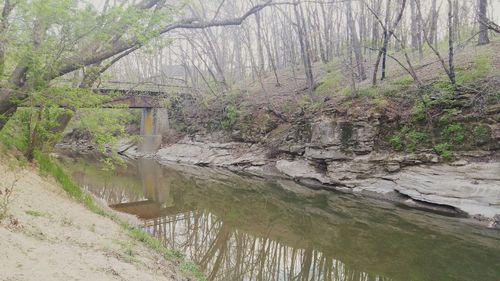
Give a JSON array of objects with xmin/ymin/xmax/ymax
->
[{"xmin": 138, "ymin": 108, "xmax": 169, "ymax": 153}]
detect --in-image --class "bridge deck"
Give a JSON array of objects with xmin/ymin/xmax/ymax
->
[{"xmin": 102, "ymin": 95, "xmax": 165, "ymax": 108}]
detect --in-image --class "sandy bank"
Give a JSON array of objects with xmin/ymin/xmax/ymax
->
[{"xmin": 0, "ymin": 158, "xmax": 188, "ymax": 281}]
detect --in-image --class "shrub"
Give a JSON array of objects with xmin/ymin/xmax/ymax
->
[
  {"xmin": 441, "ymin": 123, "xmax": 464, "ymax": 144},
  {"xmin": 473, "ymin": 124, "xmax": 490, "ymax": 142},
  {"xmin": 389, "ymin": 135, "xmax": 403, "ymax": 151},
  {"xmin": 221, "ymin": 105, "xmax": 238, "ymax": 130},
  {"xmin": 411, "ymin": 100, "xmax": 429, "ymax": 122},
  {"xmin": 433, "ymin": 143, "xmax": 453, "ymax": 159},
  {"xmin": 0, "ymin": 164, "xmax": 22, "ymax": 222},
  {"xmin": 406, "ymin": 130, "xmax": 428, "ymax": 152},
  {"xmin": 389, "ymin": 127, "xmax": 428, "ymax": 152}
]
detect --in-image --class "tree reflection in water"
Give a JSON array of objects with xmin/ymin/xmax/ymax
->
[
  {"xmin": 61, "ymin": 156, "xmax": 500, "ymax": 281},
  {"xmin": 144, "ymin": 211, "xmax": 388, "ymax": 281}
]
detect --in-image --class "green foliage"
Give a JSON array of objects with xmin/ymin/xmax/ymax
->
[
  {"xmin": 389, "ymin": 126, "xmax": 429, "ymax": 152},
  {"xmin": 411, "ymin": 100, "xmax": 429, "ymax": 122},
  {"xmin": 123, "ymin": 223, "xmax": 184, "ymax": 260},
  {"xmin": 432, "ymin": 54, "xmax": 492, "ymax": 91},
  {"xmin": 455, "ymin": 55, "xmax": 492, "ymax": 84},
  {"xmin": 297, "ymin": 96, "xmax": 322, "ymax": 112},
  {"xmin": 433, "ymin": 143, "xmax": 453, "ymax": 159},
  {"xmin": 42, "ymin": 87, "xmax": 109, "ymax": 108},
  {"xmin": 221, "ymin": 105, "xmax": 238, "ymax": 130},
  {"xmin": 441, "ymin": 123, "xmax": 464, "ymax": 144},
  {"xmin": 1, "ymin": 0, "xmax": 178, "ymax": 82},
  {"xmin": 0, "ymin": 86, "xmax": 129, "ymax": 160},
  {"xmin": 25, "ymin": 210, "xmax": 45, "ymax": 217},
  {"xmin": 406, "ymin": 130, "xmax": 429, "ymax": 152},
  {"xmin": 120, "ymin": 224, "xmax": 205, "ymax": 279},
  {"xmin": 389, "ymin": 135, "xmax": 403, "ymax": 151},
  {"xmin": 70, "ymin": 108, "xmax": 137, "ymax": 154},
  {"xmin": 0, "ymin": 110, "xmax": 31, "ymax": 151},
  {"xmin": 472, "ymin": 124, "xmax": 491, "ymax": 145},
  {"xmin": 438, "ymin": 108, "xmax": 461, "ymax": 125},
  {"xmin": 0, "ymin": 106, "xmax": 71, "ymax": 154},
  {"xmin": 180, "ymin": 262, "xmax": 207, "ymax": 281},
  {"xmin": 35, "ymin": 151, "xmax": 82, "ymax": 199},
  {"xmin": 357, "ymin": 87, "xmax": 379, "ymax": 98},
  {"xmin": 371, "ymin": 96, "xmax": 390, "ymax": 108},
  {"xmin": 315, "ymin": 68, "xmax": 343, "ymax": 95},
  {"xmin": 0, "ymin": 166, "xmax": 20, "ymax": 221},
  {"xmin": 392, "ymin": 75, "xmax": 414, "ymax": 87},
  {"xmin": 342, "ymin": 74, "xmax": 414, "ymax": 101},
  {"xmin": 432, "ymin": 78, "xmax": 457, "ymax": 93},
  {"xmin": 473, "ymin": 124, "xmax": 489, "ymax": 138},
  {"xmin": 33, "ymin": 151, "xmax": 205, "ymax": 280}
]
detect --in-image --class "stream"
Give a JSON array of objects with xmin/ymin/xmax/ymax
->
[{"xmin": 59, "ymin": 154, "xmax": 500, "ymax": 281}]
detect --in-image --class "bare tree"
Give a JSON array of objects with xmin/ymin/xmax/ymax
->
[
  {"xmin": 0, "ymin": 0, "xmax": 276, "ymax": 130},
  {"xmin": 416, "ymin": 0, "xmax": 456, "ymax": 85},
  {"xmin": 447, "ymin": 0, "xmax": 456, "ymax": 84},
  {"xmin": 293, "ymin": 0, "xmax": 314, "ymax": 94},
  {"xmin": 477, "ymin": 0, "xmax": 490, "ymax": 45},
  {"xmin": 346, "ymin": 0, "xmax": 367, "ymax": 81},
  {"xmin": 369, "ymin": 0, "xmax": 407, "ymax": 85}
]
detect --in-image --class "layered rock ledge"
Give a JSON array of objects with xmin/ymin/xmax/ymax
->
[{"xmin": 122, "ymin": 114, "xmax": 499, "ymax": 228}]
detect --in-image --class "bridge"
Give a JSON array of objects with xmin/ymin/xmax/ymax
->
[
  {"xmin": 39, "ymin": 79, "xmax": 189, "ymax": 153},
  {"xmin": 94, "ymin": 81, "xmax": 188, "ymax": 153}
]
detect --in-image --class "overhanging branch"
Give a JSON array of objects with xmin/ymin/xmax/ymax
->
[{"xmin": 49, "ymin": 1, "xmax": 275, "ymax": 81}]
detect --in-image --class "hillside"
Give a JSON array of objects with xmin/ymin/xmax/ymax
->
[{"xmin": 166, "ymin": 41, "xmax": 500, "ymax": 158}]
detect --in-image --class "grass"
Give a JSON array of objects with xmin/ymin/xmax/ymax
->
[
  {"xmin": 455, "ymin": 54, "xmax": 492, "ymax": 85},
  {"xmin": 181, "ymin": 262, "xmax": 207, "ymax": 281},
  {"xmin": 122, "ymin": 223, "xmax": 183, "ymax": 259},
  {"xmin": 33, "ymin": 150, "xmax": 206, "ymax": 281},
  {"xmin": 315, "ymin": 68, "xmax": 343, "ymax": 95},
  {"xmin": 113, "ymin": 239, "xmax": 137, "ymax": 263},
  {"xmin": 25, "ymin": 210, "xmax": 47, "ymax": 218},
  {"xmin": 433, "ymin": 143, "xmax": 453, "ymax": 159},
  {"xmin": 25, "ymin": 225, "xmax": 48, "ymax": 241},
  {"xmin": 1, "ymin": 112, "xmax": 206, "ymax": 279},
  {"xmin": 0, "ymin": 156, "xmax": 24, "ymax": 222},
  {"xmin": 0, "ymin": 109, "xmax": 30, "ymax": 152},
  {"xmin": 432, "ymin": 53, "xmax": 493, "ymax": 93},
  {"xmin": 389, "ymin": 126, "xmax": 429, "ymax": 153}
]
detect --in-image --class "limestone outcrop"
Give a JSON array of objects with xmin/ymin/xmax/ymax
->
[{"xmin": 125, "ymin": 114, "xmax": 500, "ymax": 227}]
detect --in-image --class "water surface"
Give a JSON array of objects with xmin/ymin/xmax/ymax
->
[{"xmin": 61, "ymin": 155, "xmax": 500, "ymax": 281}]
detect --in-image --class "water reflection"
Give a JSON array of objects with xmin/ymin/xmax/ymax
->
[
  {"xmin": 145, "ymin": 211, "xmax": 390, "ymax": 281},
  {"xmin": 61, "ymin": 156, "xmax": 500, "ymax": 281}
]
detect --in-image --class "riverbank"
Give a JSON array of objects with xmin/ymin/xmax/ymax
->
[
  {"xmin": 56, "ymin": 44, "xmax": 500, "ymax": 228},
  {"xmin": 52, "ymin": 152, "xmax": 500, "ymax": 281},
  {"xmin": 121, "ymin": 136, "xmax": 500, "ymax": 229},
  {"xmin": 0, "ymin": 154, "xmax": 195, "ymax": 281}
]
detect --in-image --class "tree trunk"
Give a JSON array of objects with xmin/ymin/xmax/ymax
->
[
  {"xmin": 293, "ymin": 0, "xmax": 314, "ymax": 94},
  {"xmin": 380, "ymin": 0, "xmax": 392, "ymax": 81},
  {"xmin": 478, "ymin": 0, "xmax": 490, "ymax": 45},
  {"xmin": 370, "ymin": 0, "xmax": 406, "ymax": 85},
  {"xmin": 346, "ymin": 0, "xmax": 367, "ymax": 81},
  {"xmin": 371, "ymin": 0, "xmax": 383, "ymax": 49},
  {"xmin": 410, "ymin": 0, "xmax": 419, "ymax": 50},
  {"xmin": 255, "ymin": 12, "xmax": 266, "ymax": 72},
  {"xmin": 447, "ymin": 0, "xmax": 456, "ymax": 85}
]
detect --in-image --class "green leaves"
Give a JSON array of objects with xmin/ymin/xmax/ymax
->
[{"xmin": 389, "ymin": 126, "xmax": 429, "ymax": 153}]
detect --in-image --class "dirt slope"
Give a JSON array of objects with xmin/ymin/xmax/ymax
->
[{"xmin": 0, "ymin": 159, "xmax": 186, "ymax": 281}]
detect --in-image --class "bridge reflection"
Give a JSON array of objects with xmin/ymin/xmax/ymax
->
[{"xmin": 64, "ymin": 157, "xmax": 500, "ymax": 281}]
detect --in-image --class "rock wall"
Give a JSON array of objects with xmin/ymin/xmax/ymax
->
[{"xmin": 129, "ymin": 113, "xmax": 500, "ymax": 227}]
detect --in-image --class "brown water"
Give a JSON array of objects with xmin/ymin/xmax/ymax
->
[{"xmin": 61, "ymin": 155, "xmax": 500, "ymax": 281}]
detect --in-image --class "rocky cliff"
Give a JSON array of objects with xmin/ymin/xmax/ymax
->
[{"xmin": 124, "ymin": 103, "xmax": 500, "ymax": 228}]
